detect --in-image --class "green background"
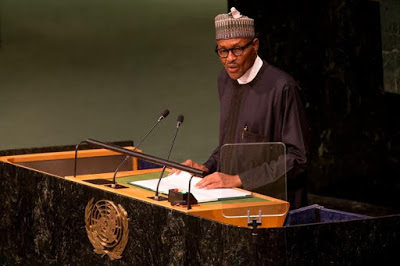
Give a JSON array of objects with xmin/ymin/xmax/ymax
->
[{"xmin": 0, "ymin": 0, "xmax": 226, "ymax": 163}]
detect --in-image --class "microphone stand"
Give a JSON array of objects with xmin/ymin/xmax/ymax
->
[
  {"xmin": 109, "ymin": 119, "xmax": 161, "ymax": 188},
  {"xmin": 149, "ymin": 115, "xmax": 183, "ymax": 201},
  {"xmin": 187, "ymin": 174, "xmax": 195, "ymax": 210},
  {"xmin": 108, "ymin": 110, "xmax": 169, "ymax": 189},
  {"xmin": 74, "ymin": 139, "xmax": 125, "ymax": 176},
  {"xmin": 74, "ymin": 140, "xmax": 87, "ymax": 178},
  {"xmin": 74, "ymin": 140, "xmax": 128, "ymax": 185}
]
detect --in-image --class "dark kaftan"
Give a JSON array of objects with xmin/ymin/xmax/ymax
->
[{"xmin": 204, "ymin": 61, "xmax": 309, "ymax": 208}]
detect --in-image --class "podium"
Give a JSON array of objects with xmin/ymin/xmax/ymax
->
[{"xmin": 1, "ymin": 141, "xmax": 399, "ymax": 264}]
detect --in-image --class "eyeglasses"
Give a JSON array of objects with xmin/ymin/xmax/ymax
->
[{"xmin": 215, "ymin": 40, "xmax": 254, "ymax": 58}]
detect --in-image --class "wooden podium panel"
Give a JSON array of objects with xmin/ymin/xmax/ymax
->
[
  {"xmin": 0, "ymin": 147, "xmax": 139, "ymax": 176},
  {"xmin": 0, "ymin": 148, "xmax": 289, "ymax": 228}
]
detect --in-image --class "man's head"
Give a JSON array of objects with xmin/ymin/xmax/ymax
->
[
  {"xmin": 215, "ymin": 7, "xmax": 258, "ymax": 80},
  {"xmin": 216, "ymin": 37, "xmax": 259, "ymax": 80}
]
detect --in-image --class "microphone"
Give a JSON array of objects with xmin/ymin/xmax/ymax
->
[
  {"xmin": 149, "ymin": 114, "xmax": 184, "ymax": 200},
  {"xmin": 158, "ymin": 109, "xmax": 170, "ymax": 122},
  {"xmin": 177, "ymin": 115, "xmax": 184, "ymax": 127},
  {"xmin": 108, "ymin": 109, "xmax": 169, "ymax": 189}
]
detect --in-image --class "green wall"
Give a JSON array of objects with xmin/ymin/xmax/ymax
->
[{"xmin": 0, "ymin": 0, "xmax": 226, "ymax": 163}]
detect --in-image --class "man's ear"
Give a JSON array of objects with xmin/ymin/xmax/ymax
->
[{"xmin": 253, "ymin": 38, "xmax": 260, "ymax": 52}]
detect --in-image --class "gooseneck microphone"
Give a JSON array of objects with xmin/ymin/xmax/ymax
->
[
  {"xmin": 158, "ymin": 109, "xmax": 170, "ymax": 122},
  {"xmin": 150, "ymin": 114, "xmax": 184, "ymax": 200},
  {"xmin": 176, "ymin": 115, "xmax": 184, "ymax": 127},
  {"xmin": 109, "ymin": 109, "xmax": 169, "ymax": 188}
]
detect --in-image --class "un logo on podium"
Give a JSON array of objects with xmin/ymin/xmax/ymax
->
[{"xmin": 85, "ymin": 198, "xmax": 129, "ymax": 260}]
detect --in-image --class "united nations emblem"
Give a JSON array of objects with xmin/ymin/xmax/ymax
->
[{"xmin": 85, "ymin": 198, "xmax": 129, "ymax": 260}]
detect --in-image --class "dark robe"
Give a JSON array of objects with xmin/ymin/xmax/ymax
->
[{"xmin": 204, "ymin": 61, "xmax": 309, "ymax": 209}]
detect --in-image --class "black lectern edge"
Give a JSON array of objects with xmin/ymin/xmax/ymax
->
[{"xmin": 74, "ymin": 138, "xmax": 206, "ymax": 190}]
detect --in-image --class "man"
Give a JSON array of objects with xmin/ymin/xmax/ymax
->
[{"xmin": 180, "ymin": 7, "xmax": 309, "ymax": 209}]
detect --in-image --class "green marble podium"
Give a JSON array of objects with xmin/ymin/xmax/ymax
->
[{"xmin": 1, "ymin": 142, "xmax": 399, "ymax": 265}]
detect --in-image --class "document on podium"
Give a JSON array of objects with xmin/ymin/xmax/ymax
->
[{"xmin": 129, "ymin": 171, "xmax": 252, "ymax": 203}]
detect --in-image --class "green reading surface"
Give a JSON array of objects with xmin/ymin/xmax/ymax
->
[
  {"xmin": 117, "ymin": 172, "xmax": 166, "ymax": 183},
  {"xmin": 117, "ymin": 172, "xmax": 269, "ymax": 204}
]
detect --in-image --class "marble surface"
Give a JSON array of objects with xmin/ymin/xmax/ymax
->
[
  {"xmin": 381, "ymin": 0, "xmax": 400, "ymax": 94},
  {"xmin": 1, "ymin": 144, "xmax": 400, "ymax": 264},
  {"xmin": 285, "ymin": 216, "xmax": 400, "ymax": 265},
  {"xmin": 0, "ymin": 160, "xmax": 260, "ymax": 265}
]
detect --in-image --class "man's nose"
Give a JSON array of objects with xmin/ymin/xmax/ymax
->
[{"xmin": 226, "ymin": 50, "xmax": 237, "ymax": 62}]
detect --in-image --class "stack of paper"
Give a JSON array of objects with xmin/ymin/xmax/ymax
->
[{"xmin": 130, "ymin": 171, "xmax": 251, "ymax": 203}]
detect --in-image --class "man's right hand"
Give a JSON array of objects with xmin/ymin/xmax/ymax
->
[{"xmin": 170, "ymin": 159, "xmax": 209, "ymax": 175}]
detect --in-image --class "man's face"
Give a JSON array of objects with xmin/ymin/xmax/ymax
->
[{"xmin": 216, "ymin": 38, "xmax": 259, "ymax": 80}]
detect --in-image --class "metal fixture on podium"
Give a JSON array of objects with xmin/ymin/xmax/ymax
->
[{"xmin": 248, "ymin": 210, "xmax": 262, "ymax": 265}]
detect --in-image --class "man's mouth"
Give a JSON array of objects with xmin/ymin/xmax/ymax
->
[{"xmin": 227, "ymin": 65, "xmax": 238, "ymax": 72}]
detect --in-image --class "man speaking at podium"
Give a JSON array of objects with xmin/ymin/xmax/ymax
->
[{"xmin": 180, "ymin": 7, "xmax": 309, "ymax": 209}]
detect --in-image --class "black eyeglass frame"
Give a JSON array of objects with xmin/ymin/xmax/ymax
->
[{"xmin": 215, "ymin": 39, "xmax": 254, "ymax": 58}]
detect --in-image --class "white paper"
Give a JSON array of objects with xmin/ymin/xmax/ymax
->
[{"xmin": 130, "ymin": 171, "xmax": 251, "ymax": 203}]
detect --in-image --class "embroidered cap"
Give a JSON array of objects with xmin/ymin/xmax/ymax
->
[{"xmin": 215, "ymin": 7, "xmax": 255, "ymax": 40}]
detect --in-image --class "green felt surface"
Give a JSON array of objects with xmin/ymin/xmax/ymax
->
[
  {"xmin": 118, "ymin": 172, "xmax": 167, "ymax": 183},
  {"xmin": 117, "ymin": 172, "xmax": 269, "ymax": 204}
]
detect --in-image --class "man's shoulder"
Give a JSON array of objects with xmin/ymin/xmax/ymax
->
[
  {"xmin": 263, "ymin": 62, "xmax": 293, "ymax": 79},
  {"xmin": 260, "ymin": 61, "xmax": 296, "ymax": 89}
]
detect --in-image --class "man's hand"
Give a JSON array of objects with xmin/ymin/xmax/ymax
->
[
  {"xmin": 170, "ymin": 159, "xmax": 209, "ymax": 175},
  {"xmin": 196, "ymin": 172, "xmax": 242, "ymax": 189}
]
